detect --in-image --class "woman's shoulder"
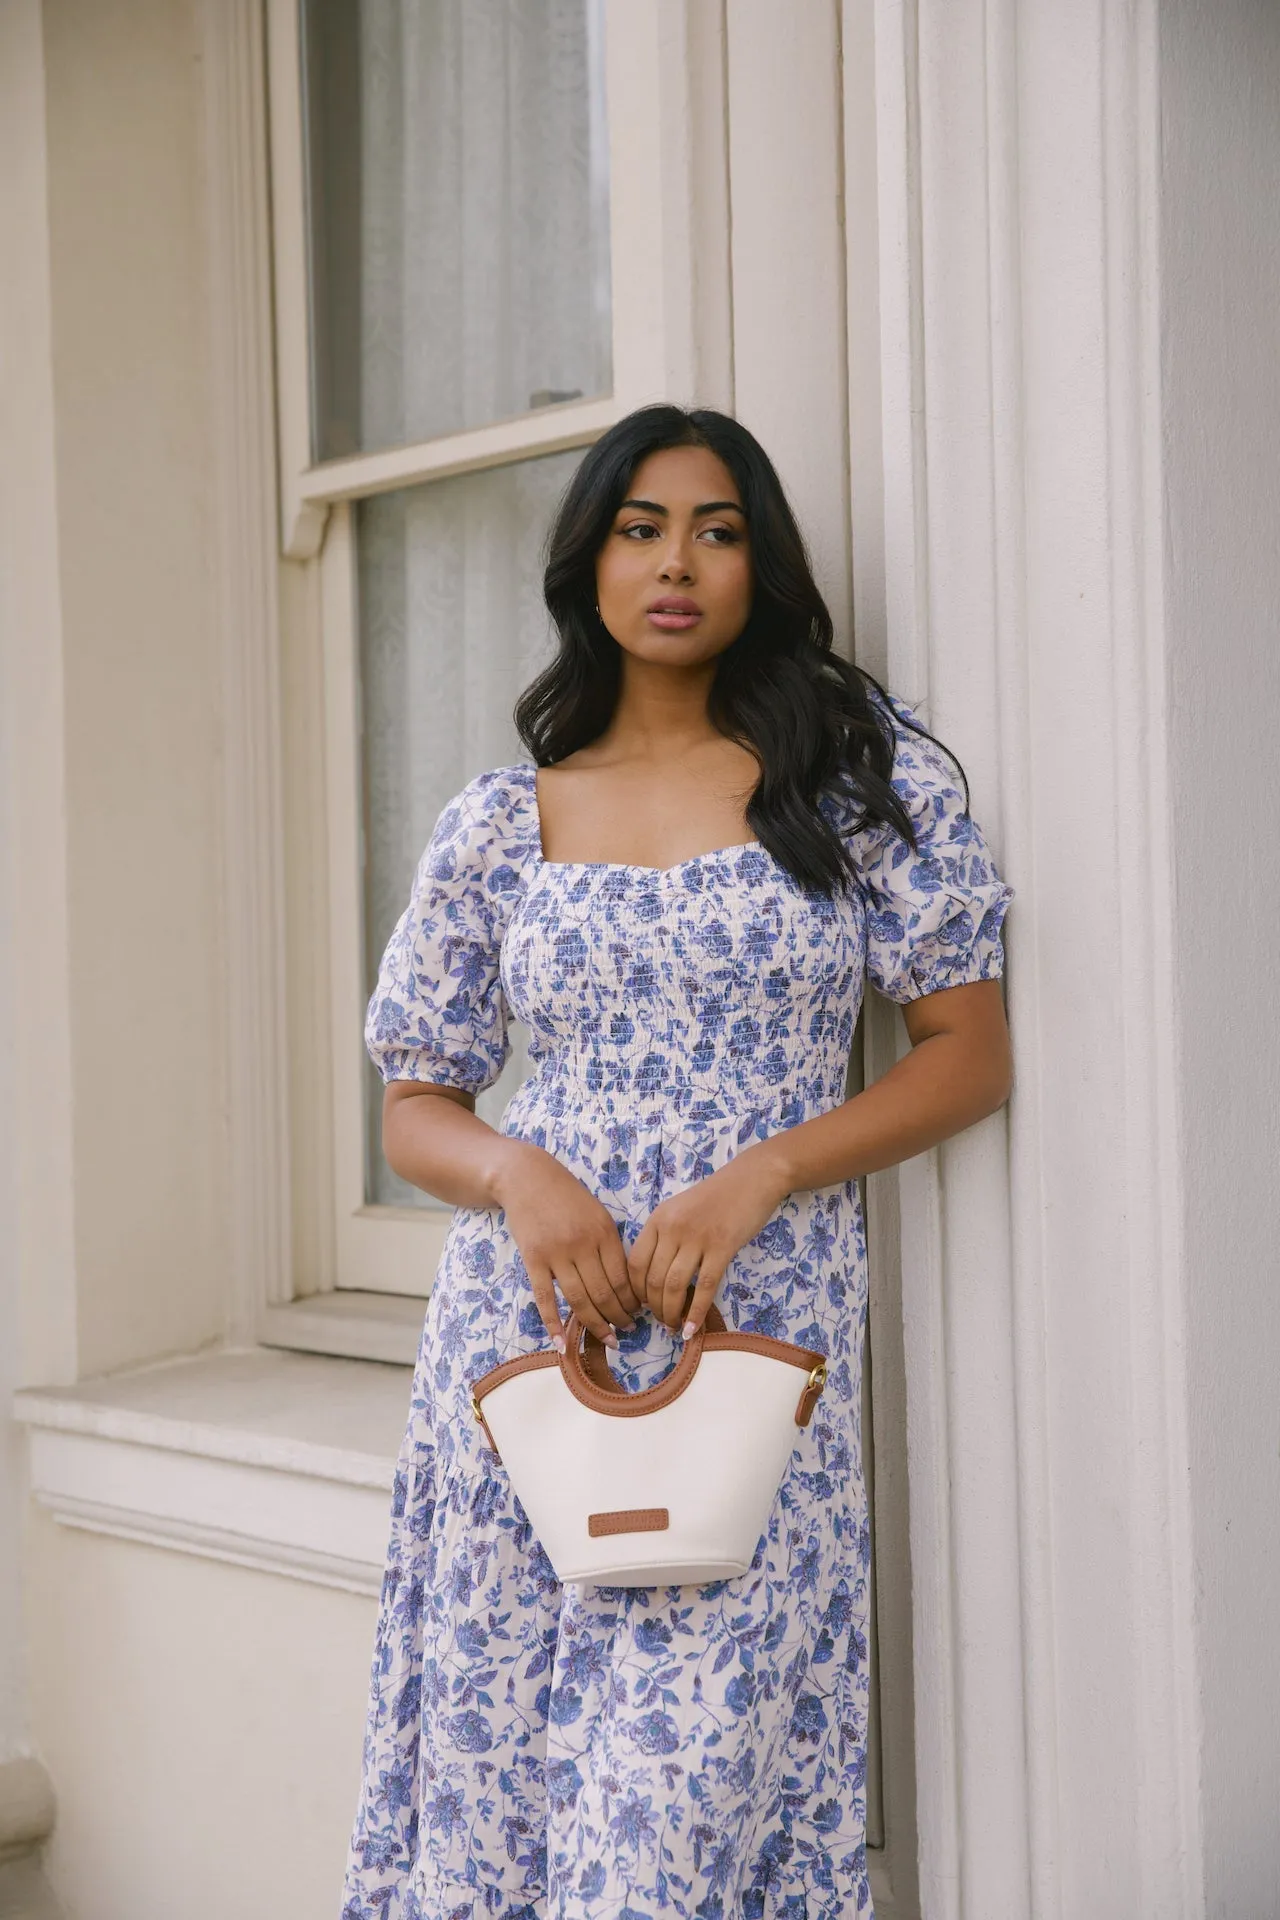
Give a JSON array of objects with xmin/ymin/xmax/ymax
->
[
  {"xmin": 812, "ymin": 682, "xmax": 983, "ymax": 877},
  {"xmin": 430, "ymin": 760, "xmax": 540, "ymax": 875},
  {"xmin": 447, "ymin": 758, "xmax": 538, "ymax": 816},
  {"xmin": 842, "ymin": 681, "xmax": 965, "ymax": 804},
  {"xmin": 861, "ymin": 677, "xmax": 933, "ymax": 761}
]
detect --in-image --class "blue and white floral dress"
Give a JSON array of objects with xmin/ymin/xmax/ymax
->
[{"xmin": 341, "ymin": 688, "xmax": 1014, "ymax": 1920}]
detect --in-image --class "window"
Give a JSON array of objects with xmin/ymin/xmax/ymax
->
[
  {"xmin": 302, "ymin": 0, "xmax": 612, "ymax": 461},
  {"xmin": 268, "ymin": 0, "xmax": 720, "ymax": 1297}
]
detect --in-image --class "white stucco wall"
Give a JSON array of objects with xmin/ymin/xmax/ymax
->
[
  {"xmin": 1160, "ymin": 3, "xmax": 1280, "ymax": 1912},
  {"xmin": 28, "ymin": 1514, "xmax": 376, "ymax": 1920},
  {"xmin": 0, "ymin": 5, "xmax": 387, "ymax": 1912},
  {"xmin": 40, "ymin": 0, "xmax": 231, "ymax": 1380}
]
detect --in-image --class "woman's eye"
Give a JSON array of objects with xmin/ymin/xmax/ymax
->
[{"xmin": 614, "ymin": 520, "xmax": 741, "ymax": 544}]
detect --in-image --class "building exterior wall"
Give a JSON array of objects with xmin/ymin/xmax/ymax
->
[
  {"xmin": 1160, "ymin": 3, "xmax": 1280, "ymax": 1912},
  {"xmin": 27, "ymin": 1513, "xmax": 375, "ymax": 1920},
  {"xmin": 40, "ymin": 0, "xmax": 231, "ymax": 1379},
  {"xmin": 0, "ymin": 2, "xmax": 366, "ymax": 1902},
  {"xmin": 2, "ymin": 0, "xmax": 1279, "ymax": 1916}
]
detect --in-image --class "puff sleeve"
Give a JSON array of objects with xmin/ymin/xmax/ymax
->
[
  {"xmin": 848, "ymin": 689, "xmax": 1015, "ymax": 1003},
  {"xmin": 364, "ymin": 774, "xmax": 517, "ymax": 1092}
]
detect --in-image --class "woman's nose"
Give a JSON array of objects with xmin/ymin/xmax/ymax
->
[{"xmin": 657, "ymin": 537, "xmax": 694, "ymax": 583}]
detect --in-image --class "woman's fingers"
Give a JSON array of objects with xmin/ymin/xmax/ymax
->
[
  {"xmin": 598, "ymin": 1226, "xmax": 642, "ymax": 1322},
  {"xmin": 657, "ymin": 1245, "xmax": 705, "ymax": 1332},
  {"xmin": 679, "ymin": 1258, "xmax": 727, "ymax": 1338},
  {"xmin": 525, "ymin": 1252, "xmax": 616, "ymax": 1351},
  {"xmin": 631, "ymin": 1227, "xmax": 678, "ymax": 1329},
  {"xmin": 577, "ymin": 1245, "xmax": 636, "ymax": 1334},
  {"xmin": 504, "ymin": 1153, "xmax": 647, "ymax": 1347},
  {"xmin": 626, "ymin": 1219, "xmax": 656, "ymax": 1305},
  {"xmin": 560, "ymin": 1262, "xmax": 619, "ymax": 1346},
  {"xmin": 523, "ymin": 1256, "xmax": 567, "ymax": 1353}
]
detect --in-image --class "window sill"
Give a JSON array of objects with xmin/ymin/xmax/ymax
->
[
  {"xmin": 12, "ymin": 1347, "xmax": 411, "ymax": 1596},
  {"xmin": 259, "ymin": 1288, "xmax": 425, "ymax": 1366}
]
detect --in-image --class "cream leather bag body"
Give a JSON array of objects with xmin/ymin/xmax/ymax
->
[{"xmin": 470, "ymin": 1305, "xmax": 828, "ymax": 1587}]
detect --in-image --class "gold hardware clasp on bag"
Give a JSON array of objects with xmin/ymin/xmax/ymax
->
[
  {"xmin": 795, "ymin": 1359, "xmax": 829, "ymax": 1427},
  {"xmin": 471, "ymin": 1392, "xmax": 502, "ymax": 1462}
]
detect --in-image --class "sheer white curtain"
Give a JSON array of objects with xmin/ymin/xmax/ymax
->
[
  {"xmin": 358, "ymin": 0, "xmax": 610, "ymax": 449},
  {"xmin": 359, "ymin": 449, "xmax": 579, "ymax": 963}
]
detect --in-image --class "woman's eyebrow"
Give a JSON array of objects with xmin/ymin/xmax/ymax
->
[{"xmin": 617, "ymin": 498, "xmax": 745, "ymax": 516}]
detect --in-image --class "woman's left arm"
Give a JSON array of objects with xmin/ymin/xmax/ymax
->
[
  {"xmin": 627, "ymin": 978, "xmax": 1012, "ymax": 1336},
  {"xmin": 761, "ymin": 975, "xmax": 1012, "ymax": 1187}
]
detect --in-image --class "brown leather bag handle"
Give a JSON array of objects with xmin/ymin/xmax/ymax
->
[{"xmin": 559, "ymin": 1303, "xmax": 728, "ymax": 1418}]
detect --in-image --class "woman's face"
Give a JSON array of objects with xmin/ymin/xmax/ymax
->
[{"xmin": 593, "ymin": 444, "xmax": 753, "ymax": 669}]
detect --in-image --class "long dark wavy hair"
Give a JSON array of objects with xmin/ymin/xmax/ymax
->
[{"xmin": 513, "ymin": 404, "xmax": 969, "ymax": 898}]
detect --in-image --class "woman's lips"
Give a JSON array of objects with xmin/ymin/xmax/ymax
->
[{"xmin": 646, "ymin": 598, "xmax": 703, "ymax": 631}]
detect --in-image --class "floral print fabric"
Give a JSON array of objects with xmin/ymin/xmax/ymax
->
[{"xmin": 342, "ymin": 689, "xmax": 1014, "ymax": 1919}]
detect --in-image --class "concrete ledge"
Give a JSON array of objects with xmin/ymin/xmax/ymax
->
[
  {"xmin": 13, "ymin": 1348, "xmax": 411, "ymax": 1597},
  {"xmin": 259, "ymin": 1289, "xmax": 424, "ymax": 1366}
]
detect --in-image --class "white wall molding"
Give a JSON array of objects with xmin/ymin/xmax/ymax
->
[
  {"xmin": 0, "ymin": 1, "xmax": 79, "ymax": 1400},
  {"xmin": 260, "ymin": 1288, "xmax": 424, "ymax": 1366},
  {"xmin": 201, "ymin": 0, "xmax": 295, "ymax": 1332},
  {"xmin": 840, "ymin": 8, "xmax": 924, "ymax": 1907},
  {"xmin": 25, "ymin": 1436, "xmax": 386, "ymax": 1599},
  {"xmin": 1157, "ymin": 3, "xmax": 1280, "ymax": 1907},
  {"xmin": 264, "ymin": 0, "xmax": 330, "ymax": 560},
  {"xmin": 859, "ymin": 2, "xmax": 1203, "ymax": 1914},
  {"xmin": 726, "ymin": 0, "xmax": 852, "ymax": 651},
  {"xmin": 0, "ymin": 4, "xmax": 70, "ymax": 1807},
  {"xmin": 14, "ymin": 1350, "xmax": 409, "ymax": 1600}
]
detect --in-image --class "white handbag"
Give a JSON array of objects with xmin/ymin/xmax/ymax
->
[{"xmin": 470, "ymin": 1304, "xmax": 828, "ymax": 1587}]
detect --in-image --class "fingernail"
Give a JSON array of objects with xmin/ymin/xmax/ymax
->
[
  {"xmin": 620, "ymin": 1319, "xmax": 636, "ymax": 1332},
  {"xmin": 605, "ymin": 1331, "xmax": 620, "ymax": 1349},
  {"xmin": 552, "ymin": 1335, "xmax": 566, "ymax": 1354},
  {"xmin": 681, "ymin": 1320, "xmax": 698, "ymax": 1341}
]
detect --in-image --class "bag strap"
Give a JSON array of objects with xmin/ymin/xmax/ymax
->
[
  {"xmin": 576, "ymin": 1303, "xmax": 728, "ymax": 1395},
  {"xmin": 562, "ymin": 1302, "xmax": 828, "ymax": 1427},
  {"xmin": 560, "ymin": 1303, "xmax": 728, "ymax": 1417}
]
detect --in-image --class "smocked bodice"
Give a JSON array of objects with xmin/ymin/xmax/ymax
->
[{"xmin": 502, "ymin": 839, "xmax": 864, "ymax": 1124}]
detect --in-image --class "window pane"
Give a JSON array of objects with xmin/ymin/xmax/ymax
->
[
  {"xmin": 358, "ymin": 448, "xmax": 582, "ymax": 1207},
  {"xmin": 302, "ymin": 0, "xmax": 612, "ymax": 461}
]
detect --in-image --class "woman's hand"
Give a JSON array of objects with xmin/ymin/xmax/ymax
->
[
  {"xmin": 492, "ymin": 1140, "xmax": 641, "ymax": 1351},
  {"xmin": 625, "ymin": 1146, "xmax": 793, "ymax": 1338}
]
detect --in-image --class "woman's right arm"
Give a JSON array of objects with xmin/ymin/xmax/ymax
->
[{"xmin": 382, "ymin": 1082, "xmax": 640, "ymax": 1348}]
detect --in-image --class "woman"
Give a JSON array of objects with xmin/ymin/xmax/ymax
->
[{"xmin": 341, "ymin": 404, "xmax": 1014, "ymax": 1919}]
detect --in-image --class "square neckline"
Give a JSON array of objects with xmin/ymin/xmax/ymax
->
[{"xmin": 521, "ymin": 760, "xmax": 764, "ymax": 878}]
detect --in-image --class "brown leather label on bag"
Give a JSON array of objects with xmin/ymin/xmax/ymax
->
[{"xmin": 587, "ymin": 1507, "xmax": 670, "ymax": 1538}]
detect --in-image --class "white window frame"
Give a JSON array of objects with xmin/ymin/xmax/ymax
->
[{"xmin": 264, "ymin": 0, "xmax": 733, "ymax": 1303}]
